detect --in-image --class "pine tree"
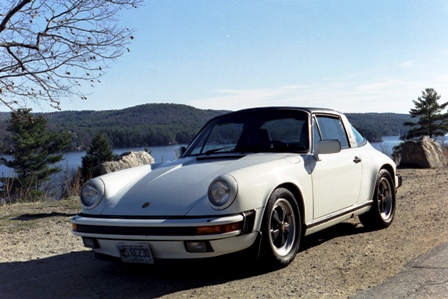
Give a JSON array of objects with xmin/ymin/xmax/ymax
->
[
  {"xmin": 0, "ymin": 109, "xmax": 71, "ymax": 200},
  {"xmin": 81, "ymin": 133, "xmax": 116, "ymax": 182},
  {"xmin": 404, "ymin": 88, "xmax": 448, "ymax": 139}
]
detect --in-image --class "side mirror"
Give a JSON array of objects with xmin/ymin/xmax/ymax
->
[
  {"xmin": 318, "ymin": 140, "xmax": 341, "ymax": 154},
  {"xmin": 174, "ymin": 146, "xmax": 186, "ymax": 158},
  {"xmin": 314, "ymin": 140, "xmax": 341, "ymax": 160}
]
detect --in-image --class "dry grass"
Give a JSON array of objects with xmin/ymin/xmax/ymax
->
[
  {"xmin": 1, "ymin": 165, "xmax": 82, "ymax": 204},
  {"xmin": 0, "ymin": 197, "xmax": 81, "ymax": 234}
]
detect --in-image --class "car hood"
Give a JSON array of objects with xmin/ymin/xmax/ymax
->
[{"xmin": 97, "ymin": 153, "xmax": 299, "ymax": 216}]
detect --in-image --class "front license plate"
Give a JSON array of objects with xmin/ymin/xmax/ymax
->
[{"xmin": 117, "ymin": 243, "xmax": 154, "ymax": 264}]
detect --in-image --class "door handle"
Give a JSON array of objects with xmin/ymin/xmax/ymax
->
[{"xmin": 353, "ymin": 156, "xmax": 362, "ymax": 164}]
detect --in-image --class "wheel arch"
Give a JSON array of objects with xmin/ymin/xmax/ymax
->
[
  {"xmin": 359, "ymin": 164, "xmax": 397, "ymax": 229},
  {"xmin": 366, "ymin": 164, "xmax": 396, "ymax": 203},
  {"xmin": 379, "ymin": 164, "xmax": 396, "ymax": 187},
  {"xmin": 258, "ymin": 183, "xmax": 304, "ymax": 267},
  {"xmin": 274, "ymin": 183, "xmax": 305, "ymax": 228}
]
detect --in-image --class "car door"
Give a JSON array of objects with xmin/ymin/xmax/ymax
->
[{"xmin": 311, "ymin": 115, "xmax": 363, "ymax": 219}]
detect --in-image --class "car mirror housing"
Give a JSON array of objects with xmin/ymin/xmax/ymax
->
[
  {"xmin": 174, "ymin": 146, "xmax": 186, "ymax": 158},
  {"xmin": 318, "ymin": 140, "xmax": 341, "ymax": 154},
  {"xmin": 314, "ymin": 140, "xmax": 341, "ymax": 160}
]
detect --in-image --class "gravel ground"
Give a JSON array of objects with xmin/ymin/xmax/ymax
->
[{"xmin": 1, "ymin": 168, "xmax": 447, "ymax": 299}]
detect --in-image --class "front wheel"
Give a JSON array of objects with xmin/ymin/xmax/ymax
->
[
  {"xmin": 260, "ymin": 188, "xmax": 301, "ymax": 268},
  {"xmin": 359, "ymin": 169, "xmax": 396, "ymax": 230}
]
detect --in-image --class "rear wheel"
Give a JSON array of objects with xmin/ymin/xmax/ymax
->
[
  {"xmin": 260, "ymin": 188, "xmax": 301, "ymax": 268},
  {"xmin": 359, "ymin": 169, "xmax": 396, "ymax": 230}
]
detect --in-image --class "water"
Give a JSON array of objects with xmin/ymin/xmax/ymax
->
[
  {"xmin": 371, "ymin": 136, "xmax": 402, "ymax": 154},
  {"xmin": 0, "ymin": 144, "xmax": 186, "ymax": 175},
  {"xmin": 4, "ymin": 135, "xmax": 442, "ymax": 175},
  {"xmin": 371, "ymin": 135, "xmax": 448, "ymax": 154}
]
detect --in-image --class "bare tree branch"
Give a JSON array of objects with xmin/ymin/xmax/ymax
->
[
  {"xmin": 0, "ymin": 0, "xmax": 32, "ymax": 33},
  {"xmin": 0, "ymin": 0, "xmax": 143, "ymax": 111}
]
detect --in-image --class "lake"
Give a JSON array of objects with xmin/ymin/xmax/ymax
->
[
  {"xmin": 0, "ymin": 136, "xmax": 416, "ymax": 175},
  {"xmin": 0, "ymin": 144, "xmax": 186, "ymax": 175},
  {"xmin": 370, "ymin": 136, "xmax": 402, "ymax": 153}
]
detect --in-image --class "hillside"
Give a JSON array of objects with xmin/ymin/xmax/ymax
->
[
  {"xmin": 0, "ymin": 104, "xmax": 412, "ymax": 150},
  {"xmin": 347, "ymin": 112, "xmax": 413, "ymax": 142},
  {"xmin": 0, "ymin": 104, "xmax": 228, "ymax": 150}
]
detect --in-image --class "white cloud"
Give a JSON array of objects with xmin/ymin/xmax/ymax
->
[
  {"xmin": 187, "ymin": 72, "xmax": 448, "ymax": 114},
  {"xmin": 188, "ymin": 85, "xmax": 314, "ymax": 111},
  {"xmin": 400, "ymin": 60, "xmax": 415, "ymax": 67}
]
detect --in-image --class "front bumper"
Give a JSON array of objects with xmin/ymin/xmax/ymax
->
[{"xmin": 71, "ymin": 210, "xmax": 257, "ymax": 260}]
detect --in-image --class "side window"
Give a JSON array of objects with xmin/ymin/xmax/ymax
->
[
  {"xmin": 315, "ymin": 116, "xmax": 349, "ymax": 149},
  {"xmin": 350, "ymin": 124, "xmax": 367, "ymax": 147}
]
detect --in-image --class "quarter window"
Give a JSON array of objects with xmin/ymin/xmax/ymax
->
[{"xmin": 350, "ymin": 124, "xmax": 367, "ymax": 147}]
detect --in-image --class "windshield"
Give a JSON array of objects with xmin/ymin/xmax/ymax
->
[{"xmin": 184, "ymin": 109, "xmax": 309, "ymax": 156}]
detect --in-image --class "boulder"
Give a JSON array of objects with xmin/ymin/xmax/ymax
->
[
  {"xmin": 400, "ymin": 136, "xmax": 447, "ymax": 168},
  {"xmin": 95, "ymin": 151, "xmax": 154, "ymax": 176}
]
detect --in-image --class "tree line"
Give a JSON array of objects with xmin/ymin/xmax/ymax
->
[
  {"xmin": 0, "ymin": 103, "xmax": 412, "ymax": 152},
  {"xmin": 44, "ymin": 103, "xmax": 225, "ymax": 150}
]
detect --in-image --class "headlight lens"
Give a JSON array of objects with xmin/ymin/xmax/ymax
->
[
  {"xmin": 209, "ymin": 180, "xmax": 230, "ymax": 205},
  {"xmin": 208, "ymin": 175, "xmax": 237, "ymax": 210},
  {"xmin": 80, "ymin": 179, "xmax": 105, "ymax": 209}
]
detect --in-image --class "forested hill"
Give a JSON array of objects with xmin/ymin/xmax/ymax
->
[
  {"xmin": 347, "ymin": 113, "xmax": 413, "ymax": 142},
  {"xmin": 45, "ymin": 104, "xmax": 229, "ymax": 149},
  {"xmin": 0, "ymin": 103, "xmax": 412, "ymax": 150}
]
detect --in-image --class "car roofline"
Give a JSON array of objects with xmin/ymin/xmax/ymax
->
[{"xmin": 213, "ymin": 106, "xmax": 343, "ymax": 119}]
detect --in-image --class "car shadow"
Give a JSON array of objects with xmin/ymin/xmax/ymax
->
[
  {"xmin": 0, "ymin": 250, "xmax": 274, "ymax": 298},
  {"xmin": 300, "ymin": 221, "xmax": 369, "ymax": 251},
  {"xmin": 13, "ymin": 212, "xmax": 78, "ymax": 221},
  {"xmin": 0, "ymin": 221, "xmax": 370, "ymax": 298}
]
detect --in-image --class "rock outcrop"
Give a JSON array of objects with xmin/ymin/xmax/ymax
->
[
  {"xmin": 95, "ymin": 151, "xmax": 154, "ymax": 176},
  {"xmin": 400, "ymin": 136, "xmax": 447, "ymax": 168}
]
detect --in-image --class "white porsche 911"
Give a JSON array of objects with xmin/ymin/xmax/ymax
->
[{"xmin": 71, "ymin": 107, "xmax": 402, "ymax": 268}]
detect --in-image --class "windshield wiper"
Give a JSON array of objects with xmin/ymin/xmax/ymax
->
[{"xmin": 204, "ymin": 146, "xmax": 236, "ymax": 155}]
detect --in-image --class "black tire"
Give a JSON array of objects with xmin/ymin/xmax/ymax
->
[
  {"xmin": 260, "ymin": 188, "xmax": 301, "ymax": 268},
  {"xmin": 359, "ymin": 169, "xmax": 396, "ymax": 230}
]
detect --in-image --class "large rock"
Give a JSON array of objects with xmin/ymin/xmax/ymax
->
[
  {"xmin": 400, "ymin": 136, "xmax": 447, "ymax": 168},
  {"xmin": 95, "ymin": 151, "xmax": 154, "ymax": 176}
]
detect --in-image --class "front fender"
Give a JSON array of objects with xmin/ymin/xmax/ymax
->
[{"xmin": 186, "ymin": 156, "xmax": 313, "ymax": 230}]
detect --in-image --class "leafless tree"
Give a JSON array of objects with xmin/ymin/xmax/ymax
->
[{"xmin": 0, "ymin": 0, "xmax": 142, "ymax": 111}]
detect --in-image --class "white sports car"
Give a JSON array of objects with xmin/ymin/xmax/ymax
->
[{"xmin": 71, "ymin": 107, "xmax": 402, "ymax": 268}]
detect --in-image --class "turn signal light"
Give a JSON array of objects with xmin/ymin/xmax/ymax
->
[{"xmin": 195, "ymin": 222, "xmax": 242, "ymax": 235}]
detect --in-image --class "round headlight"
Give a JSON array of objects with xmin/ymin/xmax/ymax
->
[
  {"xmin": 209, "ymin": 180, "xmax": 230, "ymax": 205},
  {"xmin": 208, "ymin": 175, "xmax": 237, "ymax": 210},
  {"xmin": 81, "ymin": 179, "xmax": 105, "ymax": 209}
]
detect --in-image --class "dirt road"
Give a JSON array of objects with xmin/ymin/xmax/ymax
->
[{"xmin": 1, "ymin": 168, "xmax": 447, "ymax": 298}]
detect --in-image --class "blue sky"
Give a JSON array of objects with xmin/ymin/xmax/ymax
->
[{"xmin": 30, "ymin": 0, "xmax": 448, "ymax": 113}]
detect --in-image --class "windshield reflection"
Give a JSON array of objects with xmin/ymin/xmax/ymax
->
[{"xmin": 184, "ymin": 109, "xmax": 310, "ymax": 156}]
